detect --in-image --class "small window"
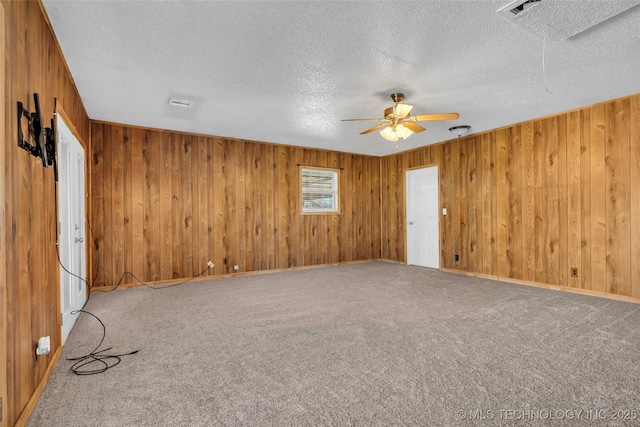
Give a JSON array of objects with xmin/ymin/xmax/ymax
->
[{"xmin": 300, "ymin": 167, "xmax": 339, "ymax": 214}]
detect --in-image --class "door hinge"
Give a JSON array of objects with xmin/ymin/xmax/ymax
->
[
  {"xmin": 1, "ymin": 396, "xmax": 3, "ymax": 421},
  {"xmin": 61, "ymin": 313, "xmax": 63, "ymax": 326}
]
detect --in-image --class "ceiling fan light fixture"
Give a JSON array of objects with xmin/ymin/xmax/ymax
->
[
  {"xmin": 449, "ymin": 125, "xmax": 471, "ymax": 137},
  {"xmin": 394, "ymin": 103, "xmax": 413, "ymax": 118},
  {"xmin": 380, "ymin": 126, "xmax": 399, "ymax": 142},
  {"xmin": 395, "ymin": 124, "xmax": 414, "ymax": 139},
  {"xmin": 343, "ymin": 92, "xmax": 459, "ymax": 143}
]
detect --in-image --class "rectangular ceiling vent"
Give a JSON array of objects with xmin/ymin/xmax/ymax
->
[
  {"xmin": 504, "ymin": 0, "xmax": 541, "ymax": 17},
  {"xmin": 497, "ymin": 0, "xmax": 640, "ymax": 42},
  {"xmin": 497, "ymin": 0, "xmax": 542, "ymax": 20},
  {"xmin": 168, "ymin": 98, "xmax": 194, "ymax": 108}
]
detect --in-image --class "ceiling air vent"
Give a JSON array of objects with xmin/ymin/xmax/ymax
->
[
  {"xmin": 498, "ymin": 0, "xmax": 542, "ymax": 20},
  {"xmin": 507, "ymin": 0, "xmax": 541, "ymax": 16},
  {"xmin": 497, "ymin": 0, "xmax": 640, "ymax": 42},
  {"xmin": 168, "ymin": 98, "xmax": 194, "ymax": 108}
]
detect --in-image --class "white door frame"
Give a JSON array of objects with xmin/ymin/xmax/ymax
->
[
  {"xmin": 406, "ymin": 165, "xmax": 440, "ymax": 269},
  {"xmin": 57, "ymin": 111, "xmax": 87, "ymax": 345}
]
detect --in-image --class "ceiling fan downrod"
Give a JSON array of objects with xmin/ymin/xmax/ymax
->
[{"xmin": 390, "ymin": 93, "xmax": 405, "ymax": 104}]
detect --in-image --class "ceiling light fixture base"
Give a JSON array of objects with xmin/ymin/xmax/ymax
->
[
  {"xmin": 390, "ymin": 93, "xmax": 405, "ymax": 103},
  {"xmin": 449, "ymin": 125, "xmax": 471, "ymax": 137}
]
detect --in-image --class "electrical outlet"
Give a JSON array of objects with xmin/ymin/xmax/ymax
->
[
  {"xmin": 455, "ymin": 254, "xmax": 459, "ymax": 262},
  {"xmin": 233, "ymin": 265, "xmax": 239, "ymax": 271},
  {"xmin": 571, "ymin": 268, "xmax": 578, "ymax": 277},
  {"xmin": 207, "ymin": 261, "xmax": 214, "ymax": 269}
]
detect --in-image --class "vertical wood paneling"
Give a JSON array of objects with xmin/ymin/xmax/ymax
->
[
  {"xmin": 195, "ymin": 136, "xmax": 209, "ymax": 274},
  {"xmin": 0, "ymin": 4, "xmax": 7, "ymax": 424},
  {"xmin": 590, "ymin": 104, "xmax": 607, "ymax": 293},
  {"xmin": 458, "ymin": 140, "xmax": 469, "ymax": 270},
  {"xmin": 102, "ymin": 125, "xmax": 114, "ymax": 285},
  {"xmin": 90, "ymin": 126, "xmax": 382, "ymax": 285},
  {"xmin": 123, "ymin": 127, "xmax": 133, "ymax": 278},
  {"xmin": 441, "ymin": 143, "xmax": 452, "ymax": 268},
  {"xmin": 567, "ymin": 111, "xmax": 582, "ymax": 288},
  {"xmin": 380, "ymin": 93, "xmax": 640, "ymax": 299},
  {"xmin": 182, "ymin": 135, "xmax": 194, "ymax": 275},
  {"xmin": 3, "ymin": 1, "xmax": 91, "ymax": 425},
  {"xmin": 496, "ymin": 129, "xmax": 508, "ymax": 277},
  {"xmin": 160, "ymin": 133, "xmax": 173, "ymax": 279},
  {"xmin": 580, "ymin": 109, "xmax": 592, "ymax": 290},
  {"xmin": 265, "ymin": 145, "xmax": 275, "ymax": 269},
  {"xmin": 143, "ymin": 130, "xmax": 161, "ymax": 282},
  {"xmin": 371, "ymin": 153, "xmax": 381, "ymax": 259},
  {"xmin": 544, "ymin": 117, "xmax": 560, "ymax": 285},
  {"xmin": 212, "ymin": 140, "xmax": 224, "ymax": 274},
  {"xmin": 630, "ymin": 95, "xmax": 640, "ymax": 297},
  {"xmin": 522, "ymin": 122, "xmax": 536, "ymax": 281},
  {"xmin": 533, "ymin": 120, "xmax": 544, "ymax": 283},
  {"xmin": 469, "ymin": 138, "xmax": 481, "ymax": 273},
  {"xmin": 605, "ymin": 99, "xmax": 631, "ymax": 295},
  {"xmin": 246, "ymin": 143, "xmax": 257, "ymax": 269},
  {"xmin": 111, "ymin": 125, "xmax": 125, "ymax": 281},
  {"xmin": 506, "ymin": 126, "xmax": 523, "ymax": 279},
  {"xmin": 91, "ymin": 123, "xmax": 106, "ymax": 285},
  {"xmin": 276, "ymin": 145, "xmax": 288, "ymax": 268},
  {"xmin": 480, "ymin": 133, "xmax": 495, "ymax": 275},
  {"xmin": 558, "ymin": 114, "xmax": 569, "ymax": 287},
  {"xmin": 223, "ymin": 139, "xmax": 237, "ymax": 270},
  {"xmin": 452, "ymin": 140, "xmax": 460, "ymax": 267},
  {"xmin": 393, "ymin": 154, "xmax": 402, "ymax": 260},
  {"xmin": 131, "ymin": 128, "xmax": 145, "ymax": 279}
]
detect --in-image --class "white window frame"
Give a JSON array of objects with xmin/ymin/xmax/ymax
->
[{"xmin": 300, "ymin": 167, "xmax": 340, "ymax": 214}]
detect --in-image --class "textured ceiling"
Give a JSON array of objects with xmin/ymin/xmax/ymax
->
[{"xmin": 42, "ymin": 0, "xmax": 640, "ymax": 156}]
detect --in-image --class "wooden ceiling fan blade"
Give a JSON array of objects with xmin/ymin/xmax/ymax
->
[
  {"xmin": 360, "ymin": 124, "xmax": 388, "ymax": 135},
  {"xmin": 342, "ymin": 117, "xmax": 387, "ymax": 122},
  {"xmin": 403, "ymin": 122, "xmax": 426, "ymax": 133},
  {"xmin": 411, "ymin": 113, "xmax": 460, "ymax": 122}
]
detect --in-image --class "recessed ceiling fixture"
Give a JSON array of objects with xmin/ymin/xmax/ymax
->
[
  {"xmin": 342, "ymin": 93, "xmax": 459, "ymax": 143},
  {"xmin": 168, "ymin": 98, "xmax": 194, "ymax": 108},
  {"xmin": 449, "ymin": 125, "xmax": 471, "ymax": 138}
]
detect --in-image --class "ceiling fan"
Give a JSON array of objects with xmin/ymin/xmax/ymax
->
[{"xmin": 342, "ymin": 93, "xmax": 459, "ymax": 142}]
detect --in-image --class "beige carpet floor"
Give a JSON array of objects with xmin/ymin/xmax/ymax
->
[{"xmin": 27, "ymin": 262, "xmax": 640, "ymax": 426}]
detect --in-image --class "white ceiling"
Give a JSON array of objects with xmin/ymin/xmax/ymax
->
[{"xmin": 42, "ymin": 0, "xmax": 640, "ymax": 157}]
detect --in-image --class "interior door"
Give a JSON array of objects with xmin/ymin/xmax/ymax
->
[
  {"xmin": 58, "ymin": 115, "xmax": 86, "ymax": 345},
  {"xmin": 406, "ymin": 166, "xmax": 439, "ymax": 268}
]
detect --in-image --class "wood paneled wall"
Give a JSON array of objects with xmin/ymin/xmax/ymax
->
[
  {"xmin": 1, "ymin": 3, "xmax": 7, "ymax": 425},
  {"xmin": 1, "ymin": 1, "xmax": 90, "ymax": 426},
  {"xmin": 89, "ymin": 123, "xmax": 382, "ymax": 287},
  {"xmin": 382, "ymin": 93, "xmax": 640, "ymax": 298}
]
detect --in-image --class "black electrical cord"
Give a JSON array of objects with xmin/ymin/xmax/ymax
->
[
  {"xmin": 66, "ymin": 310, "xmax": 139, "ymax": 375},
  {"xmin": 53, "ymin": 173, "xmax": 137, "ymax": 375},
  {"xmin": 64, "ymin": 265, "xmax": 210, "ymax": 375},
  {"xmin": 53, "ymin": 170, "xmax": 212, "ymax": 376},
  {"xmin": 92, "ymin": 266, "xmax": 211, "ymax": 293}
]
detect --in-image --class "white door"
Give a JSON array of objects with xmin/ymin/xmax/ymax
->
[
  {"xmin": 58, "ymin": 115, "xmax": 86, "ymax": 345},
  {"xmin": 406, "ymin": 166, "xmax": 439, "ymax": 268}
]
